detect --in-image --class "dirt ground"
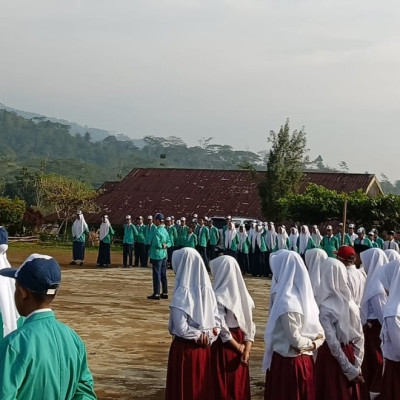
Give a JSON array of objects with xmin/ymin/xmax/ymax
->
[{"xmin": 7, "ymin": 245, "xmax": 271, "ymax": 400}]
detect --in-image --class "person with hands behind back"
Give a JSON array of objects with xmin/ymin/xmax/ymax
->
[
  {"xmin": 210, "ymin": 255, "xmax": 255, "ymax": 400},
  {"xmin": 165, "ymin": 247, "xmax": 220, "ymax": 400}
]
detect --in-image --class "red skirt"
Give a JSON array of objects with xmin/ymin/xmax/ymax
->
[
  {"xmin": 315, "ymin": 342, "xmax": 362, "ymax": 400},
  {"xmin": 165, "ymin": 338, "xmax": 213, "ymax": 400},
  {"xmin": 264, "ymin": 352, "xmax": 315, "ymax": 400},
  {"xmin": 212, "ymin": 328, "xmax": 251, "ymax": 400},
  {"xmin": 380, "ymin": 359, "xmax": 400, "ymax": 400},
  {"xmin": 361, "ymin": 320, "xmax": 383, "ymax": 392}
]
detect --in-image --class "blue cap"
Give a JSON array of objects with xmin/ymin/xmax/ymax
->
[
  {"xmin": 0, "ymin": 254, "xmax": 61, "ymax": 295},
  {"xmin": 154, "ymin": 213, "xmax": 164, "ymax": 221}
]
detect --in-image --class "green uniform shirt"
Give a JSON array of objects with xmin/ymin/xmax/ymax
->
[
  {"xmin": 101, "ymin": 226, "xmax": 114, "ymax": 244},
  {"xmin": 375, "ymin": 237, "xmax": 384, "ymax": 249},
  {"xmin": 0, "ymin": 311, "xmax": 96, "ymax": 400},
  {"xmin": 166, "ymin": 225, "xmax": 178, "ymax": 247},
  {"xmin": 135, "ymin": 224, "xmax": 146, "ymax": 243},
  {"xmin": 197, "ymin": 225, "xmax": 210, "ymax": 247},
  {"xmin": 123, "ymin": 223, "xmax": 138, "ymax": 244},
  {"xmin": 148, "ymin": 225, "xmax": 170, "ymax": 260},
  {"xmin": 209, "ymin": 226, "xmax": 220, "ymax": 246},
  {"xmin": 238, "ymin": 236, "xmax": 250, "ymax": 254},
  {"xmin": 177, "ymin": 225, "xmax": 189, "ymax": 247},
  {"xmin": 296, "ymin": 237, "xmax": 316, "ymax": 254},
  {"xmin": 144, "ymin": 224, "xmax": 156, "ymax": 245},
  {"xmin": 186, "ymin": 233, "xmax": 198, "ymax": 248},
  {"xmin": 320, "ymin": 235, "xmax": 340, "ymax": 258},
  {"xmin": 354, "ymin": 237, "xmax": 373, "ymax": 247},
  {"xmin": 73, "ymin": 228, "xmax": 89, "ymax": 243}
]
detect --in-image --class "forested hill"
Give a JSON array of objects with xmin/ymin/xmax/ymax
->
[{"xmin": 0, "ymin": 110, "xmax": 264, "ymax": 189}]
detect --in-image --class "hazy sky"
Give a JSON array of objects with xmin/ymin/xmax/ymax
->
[{"xmin": 2, "ymin": 1, "xmax": 400, "ymax": 181}]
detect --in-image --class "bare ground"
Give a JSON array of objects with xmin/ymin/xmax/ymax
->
[{"xmin": 7, "ymin": 246, "xmax": 271, "ymax": 400}]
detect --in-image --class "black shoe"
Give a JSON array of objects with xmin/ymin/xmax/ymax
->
[
  {"xmin": 128, "ymin": 265, "xmax": 133, "ymax": 268},
  {"xmin": 70, "ymin": 261, "xmax": 77, "ymax": 265},
  {"xmin": 160, "ymin": 293, "xmax": 168, "ymax": 299},
  {"xmin": 120, "ymin": 265, "xmax": 127, "ymax": 268},
  {"xmin": 147, "ymin": 294, "xmax": 160, "ymax": 300},
  {"xmin": 79, "ymin": 261, "xmax": 84, "ymax": 266}
]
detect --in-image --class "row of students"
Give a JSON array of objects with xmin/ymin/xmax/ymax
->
[{"xmin": 165, "ymin": 248, "xmax": 255, "ymax": 400}]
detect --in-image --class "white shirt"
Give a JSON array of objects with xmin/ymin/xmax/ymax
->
[
  {"xmin": 382, "ymin": 316, "xmax": 400, "ymax": 362},
  {"xmin": 366, "ymin": 293, "xmax": 386, "ymax": 325},
  {"xmin": 218, "ymin": 305, "xmax": 255, "ymax": 343},
  {"xmin": 346, "ymin": 265, "xmax": 366, "ymax": 308},
  {"xmin": 384, "ymin": 240, "xmax": 400, "ymax": 252}
]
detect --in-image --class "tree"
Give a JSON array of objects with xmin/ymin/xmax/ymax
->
[
  {"xmin": 259, "ymin": 119, "xmax": 308, "ymax": 219},
  {"xmin": 40, "ymin": 174, "xmax": 101, "ymax": 238},
  {"xmin": 0, "ymin": 197, "xmax": 26, "ymax": 234}
]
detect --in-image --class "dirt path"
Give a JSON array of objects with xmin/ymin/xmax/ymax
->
[{"xmin": 7, "ymin": 246, "xmax": 271, "ymax": 400}]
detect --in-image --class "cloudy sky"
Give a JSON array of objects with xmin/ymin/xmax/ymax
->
[{"xmin": 2, "ymin": 0, "xmax": 400, "ymax": 181}]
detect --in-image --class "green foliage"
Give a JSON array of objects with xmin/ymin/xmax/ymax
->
[
  {"xmin": 0, "ymin": 197, "xmax": 26, "ymax": 234},
  {"xmin": 259, "ymin": 119, "xmax": 307, "ymax": 219}
]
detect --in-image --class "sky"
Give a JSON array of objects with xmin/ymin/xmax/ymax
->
[{"xmin": 2, "ymin": 0, "xmax": 400, "ymax": 181}]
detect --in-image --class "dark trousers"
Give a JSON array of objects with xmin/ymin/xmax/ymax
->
[
  {"xmin": 143, "ymin": 244, "xmax": 150, "ymax": 267},
  {"xmin": 265, "ymin": 251, "xmax": 272, "ymax": 276},
  {"xmin": 198, "ymin": 246, "xmax": 209, "ymax": 271},
  {"xmin": 167, "ymin": 246, "xmax": 175, "ymax": 266},
  {"xmin": 151, "ymin": 258, "xmax": 168, "ymax": 295},
  {"xmin": 123, "ymin": 243, "xmax": 133, "ymax": 266},
  {"xmin": 224, "ymin": 249, "xmax": 237, "ymax": 259},
  {"xmin": 134, "ymin": 242, "xmax": 144, "ymax": 266},
  {"xmin": 252, "ymin": 246, "xmax": 264, "ymax": 277},
  {"xmin": 237, "ymin": 251, "xmax": 250, "ymax": 274}
]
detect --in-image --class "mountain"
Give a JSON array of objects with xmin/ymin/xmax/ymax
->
[{"xmin": 0, "ymin": 102, "xmax": 145, "ymax": 148}]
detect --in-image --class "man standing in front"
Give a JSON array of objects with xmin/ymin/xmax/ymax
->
[
  {"xmin": 0, "ymin": 254, "xmax": 96, "ymax": 399},
  {"xmin": 122, "ymin": 215, "xmax": 138, "ymax": 268},
  {"xmin": 134, "ymin": 216, "xmax": 146, "ymax": 267},
  {"xmin": 196, "ymin": 217, "xmax": 210, "ymax": 271},
  {"xmin": 147, "ymin": 213, "xmax": 171, "ymax": 300},
  {"xmin": 320, "ymin": 225, "xmax": 340, "ymax": 258}
]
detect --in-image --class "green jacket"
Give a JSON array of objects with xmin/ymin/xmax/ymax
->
[
  {"xmin": 144, "ymin": 224, "xmax": 156, "ymax": 245},
  {"xmin": 354, "ymin": 237, "xmax": 373, "ymax": 247},
  {"xmin": 320, "ymin": 235, "xmax": 340, "ymax": 258},
  {"xmin": 100, "ymin": 226, "xmax": 114, "ymax": 244},
  {"xmin": 375, "ymin": 236, "xmax": 384, "ymax": 249},
  {"xmin": 238, "ymin": 236, "xmax": 250, "ymax": 254},
  {"xmin": 135, "ymin": 224, "xmax": 146, "ymax": 243},
  {"xmin": 186, "ymin": 233, "xmax": 198, "ymax": 248},
  {"xmin": 72, "ymin": 228, "xmax": 89, "ymax": 243},
  {"xmin": 148, "ymin": 225, "xmax": 171, "ymax": 260},
  {"xmin": 224, "ymin": 234, "xmax": 239, "ymax": 251},
  {"xmin": 0, "ymin": 311, "xmax": 96, "ymax": 400},
  {"xmin": 208, "ymin": 225, "xmax": 220, "ymax": 246},
  {"xmin": 123, "ymin": 223, "xmax": 138, "ymax": 244},
  {"xmin": 166, "ymin": 225, "xmax": 178, "ymax": 247},
  {"xmin": 197, "ymin": 225, "xmax": 210, "ymax": 247},
  {"xmin": 177, "ymin": 225, "xmax": 189, "ymax": 247}
]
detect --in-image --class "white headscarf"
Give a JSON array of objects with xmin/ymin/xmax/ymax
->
[
  {"xmin": 384, "ymin": 249, "xmax": 400, "ymax": 262},
  {"xmin": 210, "ymin": 256, "xmax": 255, "ymax": 338},
  {"xmin": 299, "ymin": 225, "xmax": 312, "ymax": 254},
  {"xmin": 316, "ymin": 258, "xmax": 362, "ymax": 344},
  {"xmin": 265, "ymin": 223, "xmax": 277, "ymax": 250},
  {"xmin": 263, "ymin": 250, "xmax": 322, "ymax": 371},
  {"xmin": 99, "ymin": 216, "xmax": 110, "ymax": 241},
  {"xmin": 289, "ymin": 227, "xmax": 299, "ymax": 251},
  {"xmin": 380, "ymin": 259, "xmax": 400, "ymax": 318},
  {"xmin": 169, "ymin": 248, "xmax": 219, "ymax": 331},
  {"xmin": 305, "ymin": 248, "xmax": 328, "ymax": 298},
  {"xmin": 311, "ymin": 226, "xmax": 323, "ymax": 247},
  {"xmin": 238, "ymin": 224, "xmax": 248, "ymax": 252},
  {"xmin": 224, "ymin": 221, "xmax": 237, "ymax": 249},
  {"xmin": 276, "ymin": 226, "xmax": 289, "ymax": 250},
  {"xmin": 252, "ymin": 224, "xmax": 264, "ymax": 250},
  {"xmin": 71, "ymin": 212, "xmax": 88, "ymax": 238},
  {"xmin": 360, "ymin": 248, "xmax": 388, "ymax": 325},
  {"xmin": 0, "ymin": 245, "xmax": 19, "ymax": 337}
]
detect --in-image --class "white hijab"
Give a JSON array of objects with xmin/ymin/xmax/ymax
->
[
  {"xmin": 360, "ymin": 248, "xmax": 388, "ymax": 325},
  {"xmin": 305, "ymin": 248, "xmax": 328, "ymax": 298},
  {"xmin": 238, "ymin": 225, "xmax": 248, "ymax": 252},
  {"xmin": 289, "ymin": 227, "xmax": 299, "ymax": 251},
  {"xmin": 316, "ymin": 258, "xmax": 362, "ymax": 344},
  {"xmin": 252, "ymin": 224, "xmax": 264, "ymax": 249},
  {"xmin": 169, "ymin": 248, "xmax": 219, "ymax": 331},
  {"xmin": 263, "ymin": 250, "xmax": 322, "ymax": 371},
  {"xmin": 99, "ymin": 216, "xmax": 111, "ymax": 241},
  {"xmin": 311, "ymin": 226, "xmax": 323, "ymax": 246},
  {"xmin": 380, "ymin": 259, "xmax": 400, "ymax": 318},
  {"xmin": 210, "ymin": 256, "xmax": 255, "ymax": 338},
  {"xmin": 224, "ymin": 222, "xmax": 237, "ymax": 249},
  {"xmin": 0, "ymin": 244, "xmax": 19, "ymax": 337},
  {"xmin": 384, "ymin": 249, "xmax": 400, "ymax": 262},
  {"xmin": 276, "ymin": 227, "xmax": 289, "ymax": 250},
  {"xmin": 299, "ymin": 225, "xmax": 312, "ymax": 254},
  {"xmin": 265, "ymin": 223, "xmax": 277, "ymax": 250},
  {"xmin": 71, "ymin": 213, "xmax": 88, "ymax": 238}
]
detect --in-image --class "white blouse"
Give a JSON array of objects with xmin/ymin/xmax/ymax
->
[
  {"xmin": 381, "ymin": 316, "xmax": 400, "ymax": 362},
  {"xmin": 218, "ymin": 305, "xmax": 255, "ymax": 343}
]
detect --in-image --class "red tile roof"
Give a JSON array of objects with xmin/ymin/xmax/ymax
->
[{"xmin": 84, "ymin": 169, "xmax": 382, "ymax": 225}]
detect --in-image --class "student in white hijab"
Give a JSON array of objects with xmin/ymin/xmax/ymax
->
[
  {"xmin": 165, "ymin": 248, "xmax": 220, "ymax": 400},
  {"xmin": 210, "ymin": 256, "xmax": 255, "ymax": 400},
  {"xmin": 305, "ymin": 248, "xmax": 328, "ymax": 299},
  {"xmin": 251, "ymin": 223, "xmax": 267, "ymax": 277},
  {"xmin": 384, "ymin": 249, "xmax": 400, "ymax": 262},
  {"xmin": 274, "ymin": 226, "xmax": 289, "ymax": 251},
  {"xmin": 0, "ymin": 225, "xmax": 21, "ymax": 337},
  {"xmin": 70, "ymin": 210, "xmax": 89, "ymax": 266},
  {"xmin": 359, "ymin": 247, "xmax": 388, "ymax": 396},
  {"xmin": 378, "ymin": 259, "xmax": 400, "ymax": 399},
  {"xmin": 237, "ymin": 224, "xmax": 250, "ymax": 274},
  {"xmin": 311, "ymin": 225, "xmax": 323, "ymax": 247},
  {"xmin": 224, "ymin": 221, "xmax": 239, "ymax": 259},
  {"xmin": 315, "ymin": 258, "xmax": 365, "ymax": 400},
  {"xmin": 297, "ymin": 225, "xmax": 316, "ymax": 261},
  {"xmin": 264, "ymin": 222, "xmax": 277, "ymax": 276},
  {"xmin": 288, "ymin": 226, "xmax": 299, "ymax": 252},
  {"xmin": 96, "ymin": 215, "xmax": 115, "ymax": 267},
  {"xmin": 263, "ymin": 250, "xmax": 325, "ymax": 400}
]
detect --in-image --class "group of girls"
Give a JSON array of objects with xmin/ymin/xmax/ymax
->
[
  {"xmin": 265, "ymin": 246, "xmax": 400, "ymax": 400},
  {"xmin": 165, "ymin": 247, "xmax": 255, "ymax": 400}
]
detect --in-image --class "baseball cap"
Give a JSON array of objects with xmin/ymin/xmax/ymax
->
[
  {"xmin": 388, "ymin": 230, "xmax": 395, "ymax": 236},
  {"xmin": 180, "ymin": 217, "xmax": 186, "ymax": 221},
  {"xmin": 326, "ymin": 225, "xmax": 333, "ymax": 230},
  {"xmin": 126, "ymin": 215, "xmax": 131, "ymax": 219},
  {"xmin": 147, "ymin": 215, "xmax": 153, "ymax": 220},
  {"xmin": 348, "ymin": 224, "xmax": 355, "ymax": 229},
  {"xmin": 165, "ymin": 217, "xmax": 171, "ymax": 221},
  {"xmin": 337, "ymin": 246, "xmax": 356, "ymax": 261},
  {"xmin": 154, "ymin": 213, "xmax": 164, "ymax": 221},
  {"xmin": 77, "ymin": 210, "xmax": 82, "ymax": 215},
  {"xmin": 357, "ymin": 227, "xmax": 365, "ymax": 234},
  {"xmin": 0, "ymin": 254, "xmax": 61, "ymax": 295}
]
